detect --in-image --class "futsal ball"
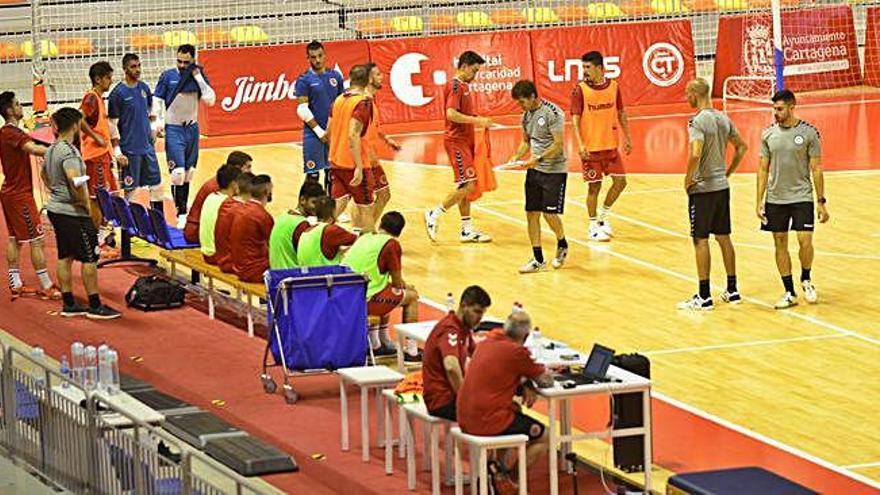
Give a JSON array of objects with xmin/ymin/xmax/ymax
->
[
  {"xmin": 162, "ymin": 30, "xmax": 198, "ymax": 48},
  {"xmin": 522, "ymin": 7, "xmax": 560, "ymax": 23},
  {"xmin": 390, "ymin": 15, "xmax": 423, "ymax": 32},
  {"xmin": 20, "ymin": 40, "xmax": 59, "ymax": 58},
  {"xmin": 230, "ymin": 25, "xmax": 269, "ymax": 44},
  {"xmin": 456, "ymin": 11, "xmax": 493, "ymax": 28}
]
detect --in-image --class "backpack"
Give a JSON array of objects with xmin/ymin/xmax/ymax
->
[{"xmin": 125, "ymin": 275, "xmax": 185, "ymax": 311}]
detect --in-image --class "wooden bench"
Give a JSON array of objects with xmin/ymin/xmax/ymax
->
[{"xmin": 160, "ymin": 249, "xmax": 265, "ymax": 337}]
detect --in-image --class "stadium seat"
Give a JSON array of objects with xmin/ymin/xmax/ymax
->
[
  {"xmin": 130, "ymin": 33, "xmax": 164, "ymax": 50},
  {"xmin": 356, "ymin": 18, "xmax": 388, "ymax": 35},
  {"xmin": 162, "ymin": 30, "xmax": 198, "ymax": 48},
  {"xmin": 229, "ymin": 25, "xmax": 268, "ymax": 44},
  {"xmin": 148, "ymin": 208, "xmax": 199, "ymax": 250},
  {"xmin": 428, "ymin": 14, "xmax": 456, "ymax": 31},
  {"xmin": 555, "ymin": 5, "xmax": 588, "ymax": 22},
  {"xmin": 20, "ymin": 40, "xmax": 58, "ymax": 58},
  {"xmin": 0, "ymin": 42, "xmax": 23, "ymax": 61},
  {"xmin": 620, "ymin": 0, "xmax": 655, "ymax": 16},
  {"xmin": 197, "ymin": 28, "xmax": 232, "ymax": 46},
  {"xmin": 457, "ymin": 10, "xmax": 493, "ymax": 28},
  {"xmin": 129, "ymin": 202, "xmax": 157, "ymax": 244},
  {"xmin": 651, "ymin": 0, "xmax": 689, "ymax": 14},
  {"xmin": 491, "ymin": 9, "xmax": 522, "ymax": 26},
  {"xmin": 95, "ymin": 188, "xmax": 119, "ymax": 228},
  {"xmin": 589, "ymin": 3, "xmax": 625, "ymax": 19},
  {"xmin": 685, "ymin": 0, "xmax": 717, "ymax": 10},
  {"xmin": 57, "ymin": 38, "xmax": 94, "ymax": 55},
  {"xmin": 111, "ymin": 196, "xmax": 140, "ymax": 239},
  {"xmin": 522, "ymin": 7, "xmax": 559, "ymax": 24},
  {"xmin": 390, "ymin": 15, "xmax": 423, "ymax": 33},
  {"xmin": 716, "ymin": 0, "xmax": 750, "ymax": 10}
]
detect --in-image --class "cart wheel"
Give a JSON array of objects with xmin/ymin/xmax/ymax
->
[
  {"xmin": 283, "ymin": 384, "xmax": 298, "ymax": 404},
  {"xmin": 260, "ymin": 374, "xmax": 277, "ymax": 394}
]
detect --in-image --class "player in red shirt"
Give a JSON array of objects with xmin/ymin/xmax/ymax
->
[
  {"xmin": 0, "ymin": 91, "xmax": 61, "ymax": 300},
  {"xmin": 457, "ymin": 311, "xmax": 553, "ymax": 489},
  {"xmin": 184, "ymin": 150, "xmax": 252, "ymax": 243},
  {"xmin": 297, "ymin": 196, "xmax": 357, "ymax": 266},
  {"xmin": 229, "ymin": 174, "xmax": 273, "ymax": 283},
  {"xmin": 424, "ymin": 51, "xmax": 494, "ymax": 244},
  {"xmin": 215, "ymin": 172, "xmax": 253, "ymax": 271},
  {"xmin": 422, "ymin": 285, "xmax": 491, "ymax": 420}
]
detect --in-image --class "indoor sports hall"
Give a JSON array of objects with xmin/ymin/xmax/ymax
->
[{"xmin": 0, "ymin": 0, "xmax": 878, "ymax": 494}]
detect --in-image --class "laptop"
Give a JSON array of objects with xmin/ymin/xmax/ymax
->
[{"xmin": 554, "ymin": 344, "xmax": 616, "ymax": 385}]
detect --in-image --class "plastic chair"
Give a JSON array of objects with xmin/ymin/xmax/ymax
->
[
  {"xmin": 97, "ymin": 195, "xmax": 156, "ymax": 267},
  {"xmin": 148, "ymin": 208, "xmax": 199, "ymax": 250},
  {"xmin": 129, "ymin": 202, "xmax": 157, "ymax": 244},
  {"xmin": 95, "ymin": 188, "xmax": 119, "ymax": 228}
]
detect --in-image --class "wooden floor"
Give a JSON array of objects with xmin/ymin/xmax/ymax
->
[{"xmin": 189, "ymin": 139, "xmax": 880, "ymax": 483}]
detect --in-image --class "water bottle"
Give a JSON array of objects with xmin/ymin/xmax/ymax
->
[
  {"xmin": 70, "ymin": 342, "xmax": 84, "ymax": 386},
  {"xmin": 98, "ymin": 344, "xmax": 111, "ymax": 391},
  {"xmin": 531, "ymin": 327, "xmax": 544, "ymax": 361},
  {"xmin": 445, "ymin": 292, "xmax": 455, "ymax": 312},
  {"xmin": 60, "ymin": 354, "xmax": 71, "ymax": 388},
  {"xmin": 511, "ymin": 301, "xmax": 522, "ymax": 314},
  {"xmin": 30, "ymin": 346, "xmax": 46, "ymax": 387},
  {"xmin": 84, "ymin": 345, "xmax": 98, "ymax": 391},
  {"xmin": 107, "ymin": 350, "xmax": 120, "ymax": 395}
]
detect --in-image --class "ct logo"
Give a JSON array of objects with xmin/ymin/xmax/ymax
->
[
  {"xmin": 642, "ymin": 43, "xmax": 684, "ymax": 88},
  {"xmin": 793, "ymin": 135, "xmax": 804, "ymax": 146},
  {"xmin": 390, "ymin": 52, "xmax": 446, "ymax": 107},
  {"xmin": 306, "ymin": 160, "xmax": 316, "ymax": 169}
]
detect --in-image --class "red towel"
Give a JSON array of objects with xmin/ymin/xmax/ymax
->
[{"xmin": 467, "ymin": 129, "xmax": 497, "ymax": 202}]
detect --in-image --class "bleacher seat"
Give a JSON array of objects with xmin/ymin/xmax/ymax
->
[
  {"xmin": 148, "ymin": 208, "xmax": 199, "ymax": 250},
  {"xmin": 129, "ymin": 33, "xmax": 164, "ymax": 50},
  {"xmin": 428, "ymin": 14, "xmax": 456, "ymax": 31},
  {"xmin": 522, "ymin": 7, "xmax": 559, "ymax": 23},
  {"xmin": 95, "ymin": 188, "xmax": 119, "ymax": 228},
  {"xmin": 490, "ymin": 9, "xmax": 522, "ymax": 26},
  {"xmin": 456, "ymin": 11, "xmax": 493, "ymax": 28},
  {"xmin": 589, "ymin": 3, "xmax": 625, "ymax": 19},
  {"xmin": 111, "ymin": 196, "xmax": 140, "ymax": 239},
  {"xmin": 197, "ymin": 28, "xmax": 232, "ymax": 47},
  {"xmin": 229, "ymin": 25, "xmax": 268, "ymax": 44},
  {"xmin": 162, "ymin": 30, "xmax": 198, "ymax": 48},
  {"xmin": 390, "ymin": 15, "xmax": 424, "ymax": 33},
  {"xmin": 0, "ymin": 42, "xmax": 23, "ymax": 61},
  {"xmin": 356, "ymin": 18, "xmax": 388, "ymax": 35},
  {"xmin": 652, "ymin": 0, "xmax": 690, "ymax": 14},
  {"xmin": 57, "ymin": 38, "xmax": 94, "ymax": 55},
  {"xmin": 20, "ymin": 40, "xmax": 57, "ymax": 58}
]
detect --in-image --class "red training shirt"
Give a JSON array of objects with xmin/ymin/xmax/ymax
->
[
  {"xmin": 184, "ymin": 177, "xmax": 220, "ymax": 242},
  {"xmin": 423, "ymin": 312, "xmax": 475, "ymax": 412},
  {"xmin": 443, "ymin": 78, "xmax": 475, "ymax": 148},
  {"xmin": 230, "ymin": 200, "xmax": 274, "ymax": 282},
  {"xmin": 0, "ymin": 124, "xmax": 35, "ymax": 196},
  {"xmin": 456, "ymin": 331, "xmax": 546, "ymax": 436},
  {"xmin": 214, "ymin": 197, "xmax": 244, "ymax": 271},
  {"xmin": 317, "ymin": 224, "xmax": 357, "ymax": 260}
]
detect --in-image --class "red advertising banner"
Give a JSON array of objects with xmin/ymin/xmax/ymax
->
[
  {"xmin": 865, "ymin": 7, "xmax": 880, "ymax": 87},
  {"xmin": 368, "ymin": 31, "xmax": 534, "ymax": 125},
  {"xmin": 198, "ymin": 40, "xmax": 369, "ymax": 135},
  {"xmin": 529, "ymin": 20, "xmax": 696, "ymax": 109},
  {"xmin": 713, "ymin": 5, "xmax": 861, "ymax": 97}
]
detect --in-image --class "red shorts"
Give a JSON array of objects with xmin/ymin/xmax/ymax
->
[
  {"xmin": 85, "ymin": 153, "xmax": 118, "ymax": 197},
  {"xmin": 581, "ymin": 149, "xmax": 625, "ymax": 183},
  {"xmin": 444, "ymin": 140, "xmax": 477, "ymax": 185},
  {"xmin": 0, "ymin": 192, "xmax": 44, "ymax": 242},
  {"xmin": 331, "ymin": 167, "xmax": 375, "ymax": 206},
  {"xmin": 370, "ymin": 164, "xmax": 390, "ymax": 192},
  {"xmin": 367, "ymin": 284, "xmax": 406, "ymax": 317}
]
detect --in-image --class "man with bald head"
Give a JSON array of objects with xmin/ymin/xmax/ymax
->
[{"xmin": 678, "ymin": 78, "xmax": 748, "ymax": 311}]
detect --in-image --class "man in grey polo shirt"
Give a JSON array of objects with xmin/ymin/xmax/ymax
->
[
  {"xmin": 678, "ymin": 78, "xmax": 748, "ymax": 311},
  {"xmin": 42, "ymin": 107, "xmax": 120, "ymax": 320},
  {"xmin": 507, "ymin": 80, "xmax": 569, "ymax": 273},
  {"xmin": 757, "ymin": 89, "xmax": 829, "ymax": 309}
]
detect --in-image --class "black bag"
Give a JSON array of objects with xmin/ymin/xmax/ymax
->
[
  {"xmin": 610, "ymin": 353, "xmax": 651, "ymax": 473},
  {"xmin": 125, "ymin": 275, "xmax": 185, "ymax": 311}
]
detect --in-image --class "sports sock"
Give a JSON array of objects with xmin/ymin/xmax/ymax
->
[
  {"xmin": 368, "ymin": 325, "xmax": 381, "ymax": 349},
  {"xmin": 62, "ymin": 292, "xmax": 75, "ymax": 307},
  {"xmin": 35, "ymin": 269, "xmax": 52, "ymax": 290},
  {"xmin": 431, "ymin": 205, "xmax": 446, "ymax": 219},
  {"xmin": 178, "ymin": 183, "xmax": 190, "ymax": 215},
  {"xmin": 801, "ymin": 268, "xmax": 811, "ymax": 282},
  {"xmin": 461, "ymin": 216, "xmax": 473, "ymax": 233},
  {"xmin": 405, "ymin": 338, "xmax": 418, "ymax": 357},
  {"xmin": 782, "ymin": 275, "xmax": 795, "ymax": 295},
  {"xmin": 699, "ymin": 279, "xmax": 711, "ymax": 300},
  {"xmin": 378, "ymin": 323, "xmax": 395, "ymax": 347},
  {"xmin": 589, "ymin": 217, "xmax": 598, "ymax": 229},
  {"xmin": 726, "ymin": 275, "xmax": 737, "ymax": 293},
  {"xmin": 88, "ymin": 293, "xmax": 101, "ymax": 310},
  {"xmin": 150, "ymin": 200, "xmax": 165, "ymax": 215},
  {"xmin": 532, "ymin": 247, "xmax": 544, "ymax": 263},
  {"xmin": 598, "ymin": 205, "xmax": 611, "ymax": 222},
  {"xmin": 557, "ymin": 238, "xmax": 568, "ymax": 249},
  {"xmin": 323, "ymin": 170, "xmax": 332, "ymax": 194},
  {"xmin": 8, "ymin": 269, "xmax": 22, "ymax": 289}
]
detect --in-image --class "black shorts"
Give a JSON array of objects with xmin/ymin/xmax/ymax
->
[
  {"xmin": 428, "ymin": 401, "xmax": 457, "ymax": 422},
  {"xmin": 525, "ymin": 169, "xmax": 567, "ymax": 214},
  {"xmin": 500, "ymin": 411, "xmax": 545, "ymax": 441},
  {"xmin": 47, "ymin": 211, "xmax": 99, "ymax": 263},
  {"xmin": 688, "ymin": 188, "xmax": 731, "ymax": 239},
  {"xmin": 761, "ymin": 202, "xmax": 814, "ymax": 232}
]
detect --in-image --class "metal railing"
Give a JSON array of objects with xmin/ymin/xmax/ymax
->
[{"xmin": 0, "ymin": 345, "xmax": 273, "ymax": 495}]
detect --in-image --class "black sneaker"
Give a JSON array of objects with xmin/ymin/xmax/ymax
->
[
  {"xmin": 61, "ymin": 303, "xmax": 89, "ymax": 317},
  {"xmin": 87, "ymin": 304, "xmax": 122, "ymax": 320},
  {"xmin": 403, "ymin": 350, "xmax": 423, "ymax": 363},
  {"xmin": 373, "ymin": 344, "xmax": 397, "ymax": 357}
]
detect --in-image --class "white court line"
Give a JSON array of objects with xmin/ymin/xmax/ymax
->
[
  {"xmin": 417, "ymin": 295, "xmax": 880, "ymax": 490},
  {"xmin": 472, "ymin": 204, "xmax": 880, "ymax": 347},
  {"xmin": 643, "ymin": 334, "xmax": 847, "ymax": 356},
  {"xmin": 846, "ymin": 462, "xmax": 880, "ymax": 470}
]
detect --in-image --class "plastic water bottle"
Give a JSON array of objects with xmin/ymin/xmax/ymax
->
[
  {"xmin": 511, "ymin": 301, "xmax": 522, "ymax": 314},
  {"xmin": 60, "ymin": 355, "xmax": 71, "ymax": 388},
  {"xmin": 445, "ymin": 292, "xmax": 455, "ymax": 312},
  {"xmin": 531, "ymin": 327, "xmax": 544, "ymax": 361},
  {"xmin": 107, "ymin": 350, "xmax": 120, "ymax": 395},
  {"xmin": 70, "ymin": 342, "xmax": 84, "ymax": 386},
  {"xmin": 84, "ymin": 345, "xmax": 98, "ymax": 391},
  {"xmin": 30, "ymin": 346, "xmax": 46, "ymax": 387},
  {"xmin": 97, "ymin": 344, "xmax": 111, "ymax": 391}
]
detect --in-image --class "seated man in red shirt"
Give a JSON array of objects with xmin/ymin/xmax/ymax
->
[
  {"xmin": 296, "ymin": 196, "xmax": 357, "ymax": 267},
  {"xmin": 457, "ymin": 311, "xmax": 553, "ymax": 490},
  {"xmin": 215, "ymin": 172, "xmax": 253, "ymax": 271},
  {"xmin": 229, "ymin": 174, "xmax": 273, "ymax": 283},
  {"xmin": 183, "ymin": 150, "xmax": 252, "ymax": 243},
  {"xmin": 422, "ymin": 285, "xmax": 491, "ymax": 421}
]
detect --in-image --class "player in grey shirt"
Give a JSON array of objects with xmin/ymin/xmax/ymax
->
[
  {"xmin": 757, "ymin": 89, "xmax": 829, "ymax": 309},
  {"xmin": 678, "ymin": 78, "xmax": 748, "ymax": 311},
  {"xmin": 508, "ymin": 80, "xmax": 569, "ymax": 273}
]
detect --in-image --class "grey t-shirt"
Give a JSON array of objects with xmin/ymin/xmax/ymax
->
[
  {"xmin": 522, "ymin": 100, "xmax": 567, "ymax": 174},
  {"xmin": 760, "ymin": 121, "xmax": 821, "ymax": 204},
  {"xmin": 687, "ymin": 109, "xmax": 737, "ymax": 194},
  {"xmin": 44, "ymin": 140, "xmax": 89, "ymax": 217}
]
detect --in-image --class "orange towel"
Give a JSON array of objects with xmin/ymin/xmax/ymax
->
[
  {"xmin": 394, "ymin": 370, "xmax": 423, "ymax": 395},
  {"xmin": 467, "ymin": 129, "xmax": 497, "ymax": 202}
]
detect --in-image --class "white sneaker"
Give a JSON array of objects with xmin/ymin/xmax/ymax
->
[
  {"xmin": 518, "ymin": 259, "xmax": 546, "ymax": 274},
  {"xmin": 600, "ymin": 219, "xmax": 613, "ymax": 237},
  {"xmin": 551, "ymin": 247, "xmax": 568, "ymax": 269},
  {"xmin": 677, "ymin": 294, "xmax": 714, "ymax": 311},
  {"xmin": 338, "ymin": 212, "xmax": 352, "ymax": 224},
  {"xmin": 460, "ymin": 230, "xmax": 492, "ymax": 243},
  {"xmin": 424, "ymin": 209, "xmax": 439, "ymax": 241},
  {"xmin": 589, "ymin": 226, "xmax": 610, "ymax": 242},
  {"xmin": 802, "ymin": 280, "xmax": 818, "ymax": 304},
  {"xmin": 774, "ymin": 292, "xmax": 798, "ymax": 309},
  {"xmin": 176, "ymin": 214, "xmax": 186, "ymax": 230},
  {"xmin": 720, "ymin": 290, "xmax": 743, "ymax": 304}
]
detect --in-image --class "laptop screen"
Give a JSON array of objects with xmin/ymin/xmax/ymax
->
[{"xmin": 584, "ymin": 344, "xmax": 615, "ymax": 378}]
